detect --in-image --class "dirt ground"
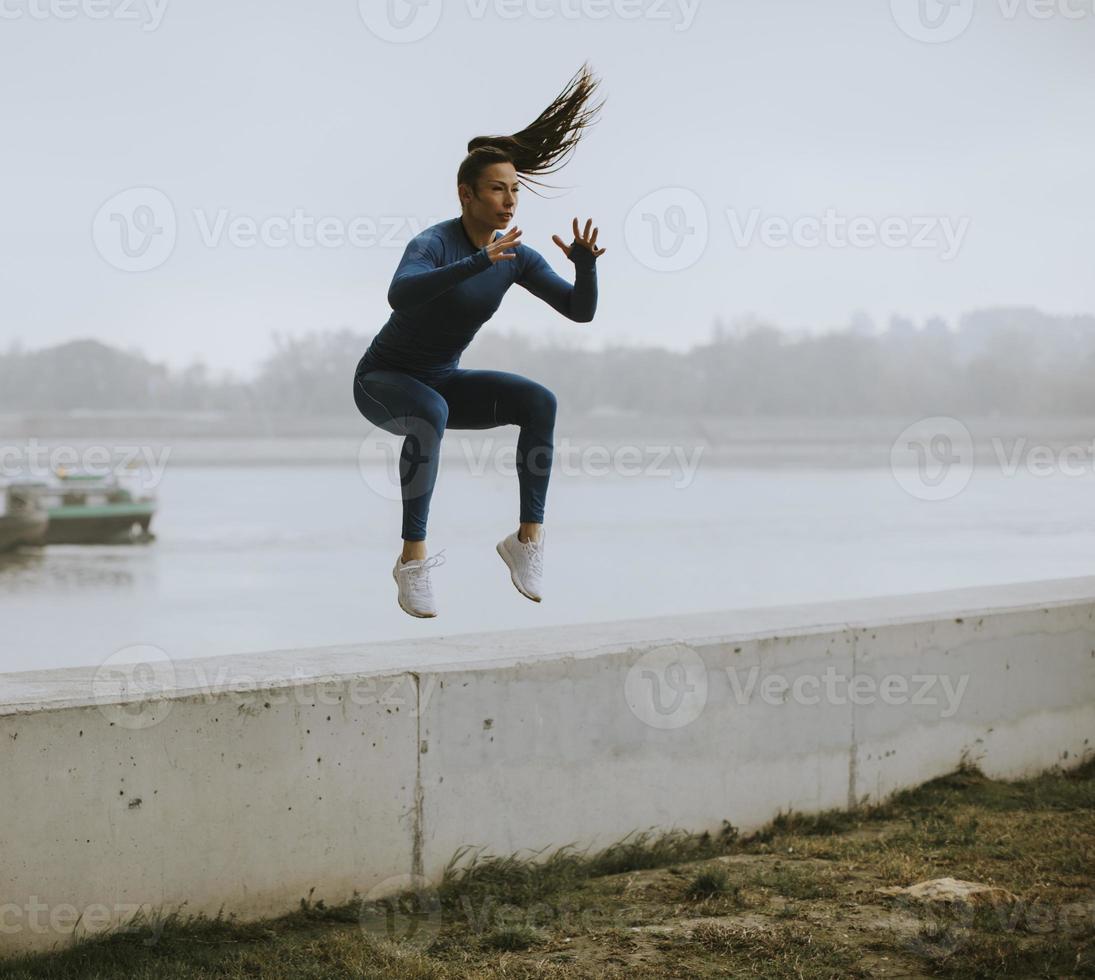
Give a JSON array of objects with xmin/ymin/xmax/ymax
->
[{"xmin": 2, "ymin": 758, "xmax": 1093, "ymax": 979}]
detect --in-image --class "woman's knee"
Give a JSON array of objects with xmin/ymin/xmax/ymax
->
[
  {"xmin": 523, "ymin": 383, "xmax": 557, "ymax": 425},
  {"xmin": 422, "ymin": 400, "xmax": 449, "ymax": 436}
]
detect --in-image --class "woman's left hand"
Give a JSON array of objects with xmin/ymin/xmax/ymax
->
[{"xmin": 553, "ymin": 217, "xmax": 606, "ymax": 260}]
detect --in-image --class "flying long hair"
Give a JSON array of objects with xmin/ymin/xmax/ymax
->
[{"xmin": 457, "ymin": 61, "xmax": 605, "ymax": 199}]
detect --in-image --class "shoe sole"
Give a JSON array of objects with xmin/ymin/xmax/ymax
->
[
  {"xmin": 496, "ymin": 540, "xmax": 542, "ymax": 602},
  {"xmin": 392, "ymin": 565, "xmax": 437, "ymax": 618}
]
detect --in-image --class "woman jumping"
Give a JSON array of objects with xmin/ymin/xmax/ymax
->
[{"xmin": 352, "ymin": 63, "xmax": 607, "ymax": 618}]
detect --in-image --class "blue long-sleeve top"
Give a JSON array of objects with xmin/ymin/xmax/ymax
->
[{"xmin": 356, "ymin": 215, "xmax": 598, "ymax": 383}]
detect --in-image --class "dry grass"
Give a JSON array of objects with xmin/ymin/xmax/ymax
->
[{"xmin": 2, "ymin": 757, "xmax": 1093, "ymax": 979}]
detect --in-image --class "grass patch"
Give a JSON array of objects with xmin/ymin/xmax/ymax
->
[
  {"xmin": 479, "ymin": 924, "xmax": 548, "ymax": 951},
  {"xmin": 745, "ymin": 862, "xmax": 839, "ymax": 901},
  {"xmin": 685, "ymin": 921, "xmax": 873, "ymax": 978},
  {"xmin": 684, "ymin": 866, "xmax": 737, "ymax": 900},
  {"xmin": 434, "ymin": 822, "xmax": 740, "ymax": 913},
  {"xmin": 2, "ymin": 758, "xmax": 1092, "ymax": 979}
]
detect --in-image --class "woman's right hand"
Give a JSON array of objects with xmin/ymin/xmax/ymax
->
[{"xmin": 484, "ymin": 226, "xmax": 522, "ymax": 264}]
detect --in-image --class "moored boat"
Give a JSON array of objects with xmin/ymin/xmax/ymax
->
[{"xmin": 34, "ymin": 471, "xmax": 157, "ymax": 545}]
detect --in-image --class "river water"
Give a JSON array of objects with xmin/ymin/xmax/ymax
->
[{"xmin": 3, "ymin": 453, "xmax": 1095, "ymax": 674}]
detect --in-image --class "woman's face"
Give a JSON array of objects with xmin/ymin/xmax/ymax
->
[{"xmin": 463, "ymin": 162, "xmax": 519, "ymax": 229}]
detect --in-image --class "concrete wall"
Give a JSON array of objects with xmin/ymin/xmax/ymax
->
[{"xmin": 2, "ymin": 575, "xmax": 1093, "ymax": 958}]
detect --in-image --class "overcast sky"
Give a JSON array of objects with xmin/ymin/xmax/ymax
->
[{"xmin": 1, "ymin": 0, "xmax": 1092, "ymax": 378}]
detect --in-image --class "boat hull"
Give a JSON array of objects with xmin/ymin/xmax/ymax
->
[{"xmin": 43, "ymin": 507, "xmax": 154, "ymax": 545}]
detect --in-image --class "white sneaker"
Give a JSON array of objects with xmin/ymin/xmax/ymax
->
[
  {"xmin": 496, "ymin": 528, "xmax": 545, "ymax": 602},
  {"xmin": 392, "ymin": 549, "xmax": 446, "ymax": 618}
]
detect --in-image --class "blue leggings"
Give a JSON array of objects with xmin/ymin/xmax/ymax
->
[{"xmin": 353, "ymin": 366, "xmax": 557, "ymax": 542}]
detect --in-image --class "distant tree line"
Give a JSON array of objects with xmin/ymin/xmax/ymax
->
[{"xmin": 2, "ymin": 306, "xmax": 1094, "ymax": 417}]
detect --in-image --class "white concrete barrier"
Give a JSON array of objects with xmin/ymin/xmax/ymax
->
[{"xmin": 2, "ymin": 575, "xmax": 1093, "ymax": 959}]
